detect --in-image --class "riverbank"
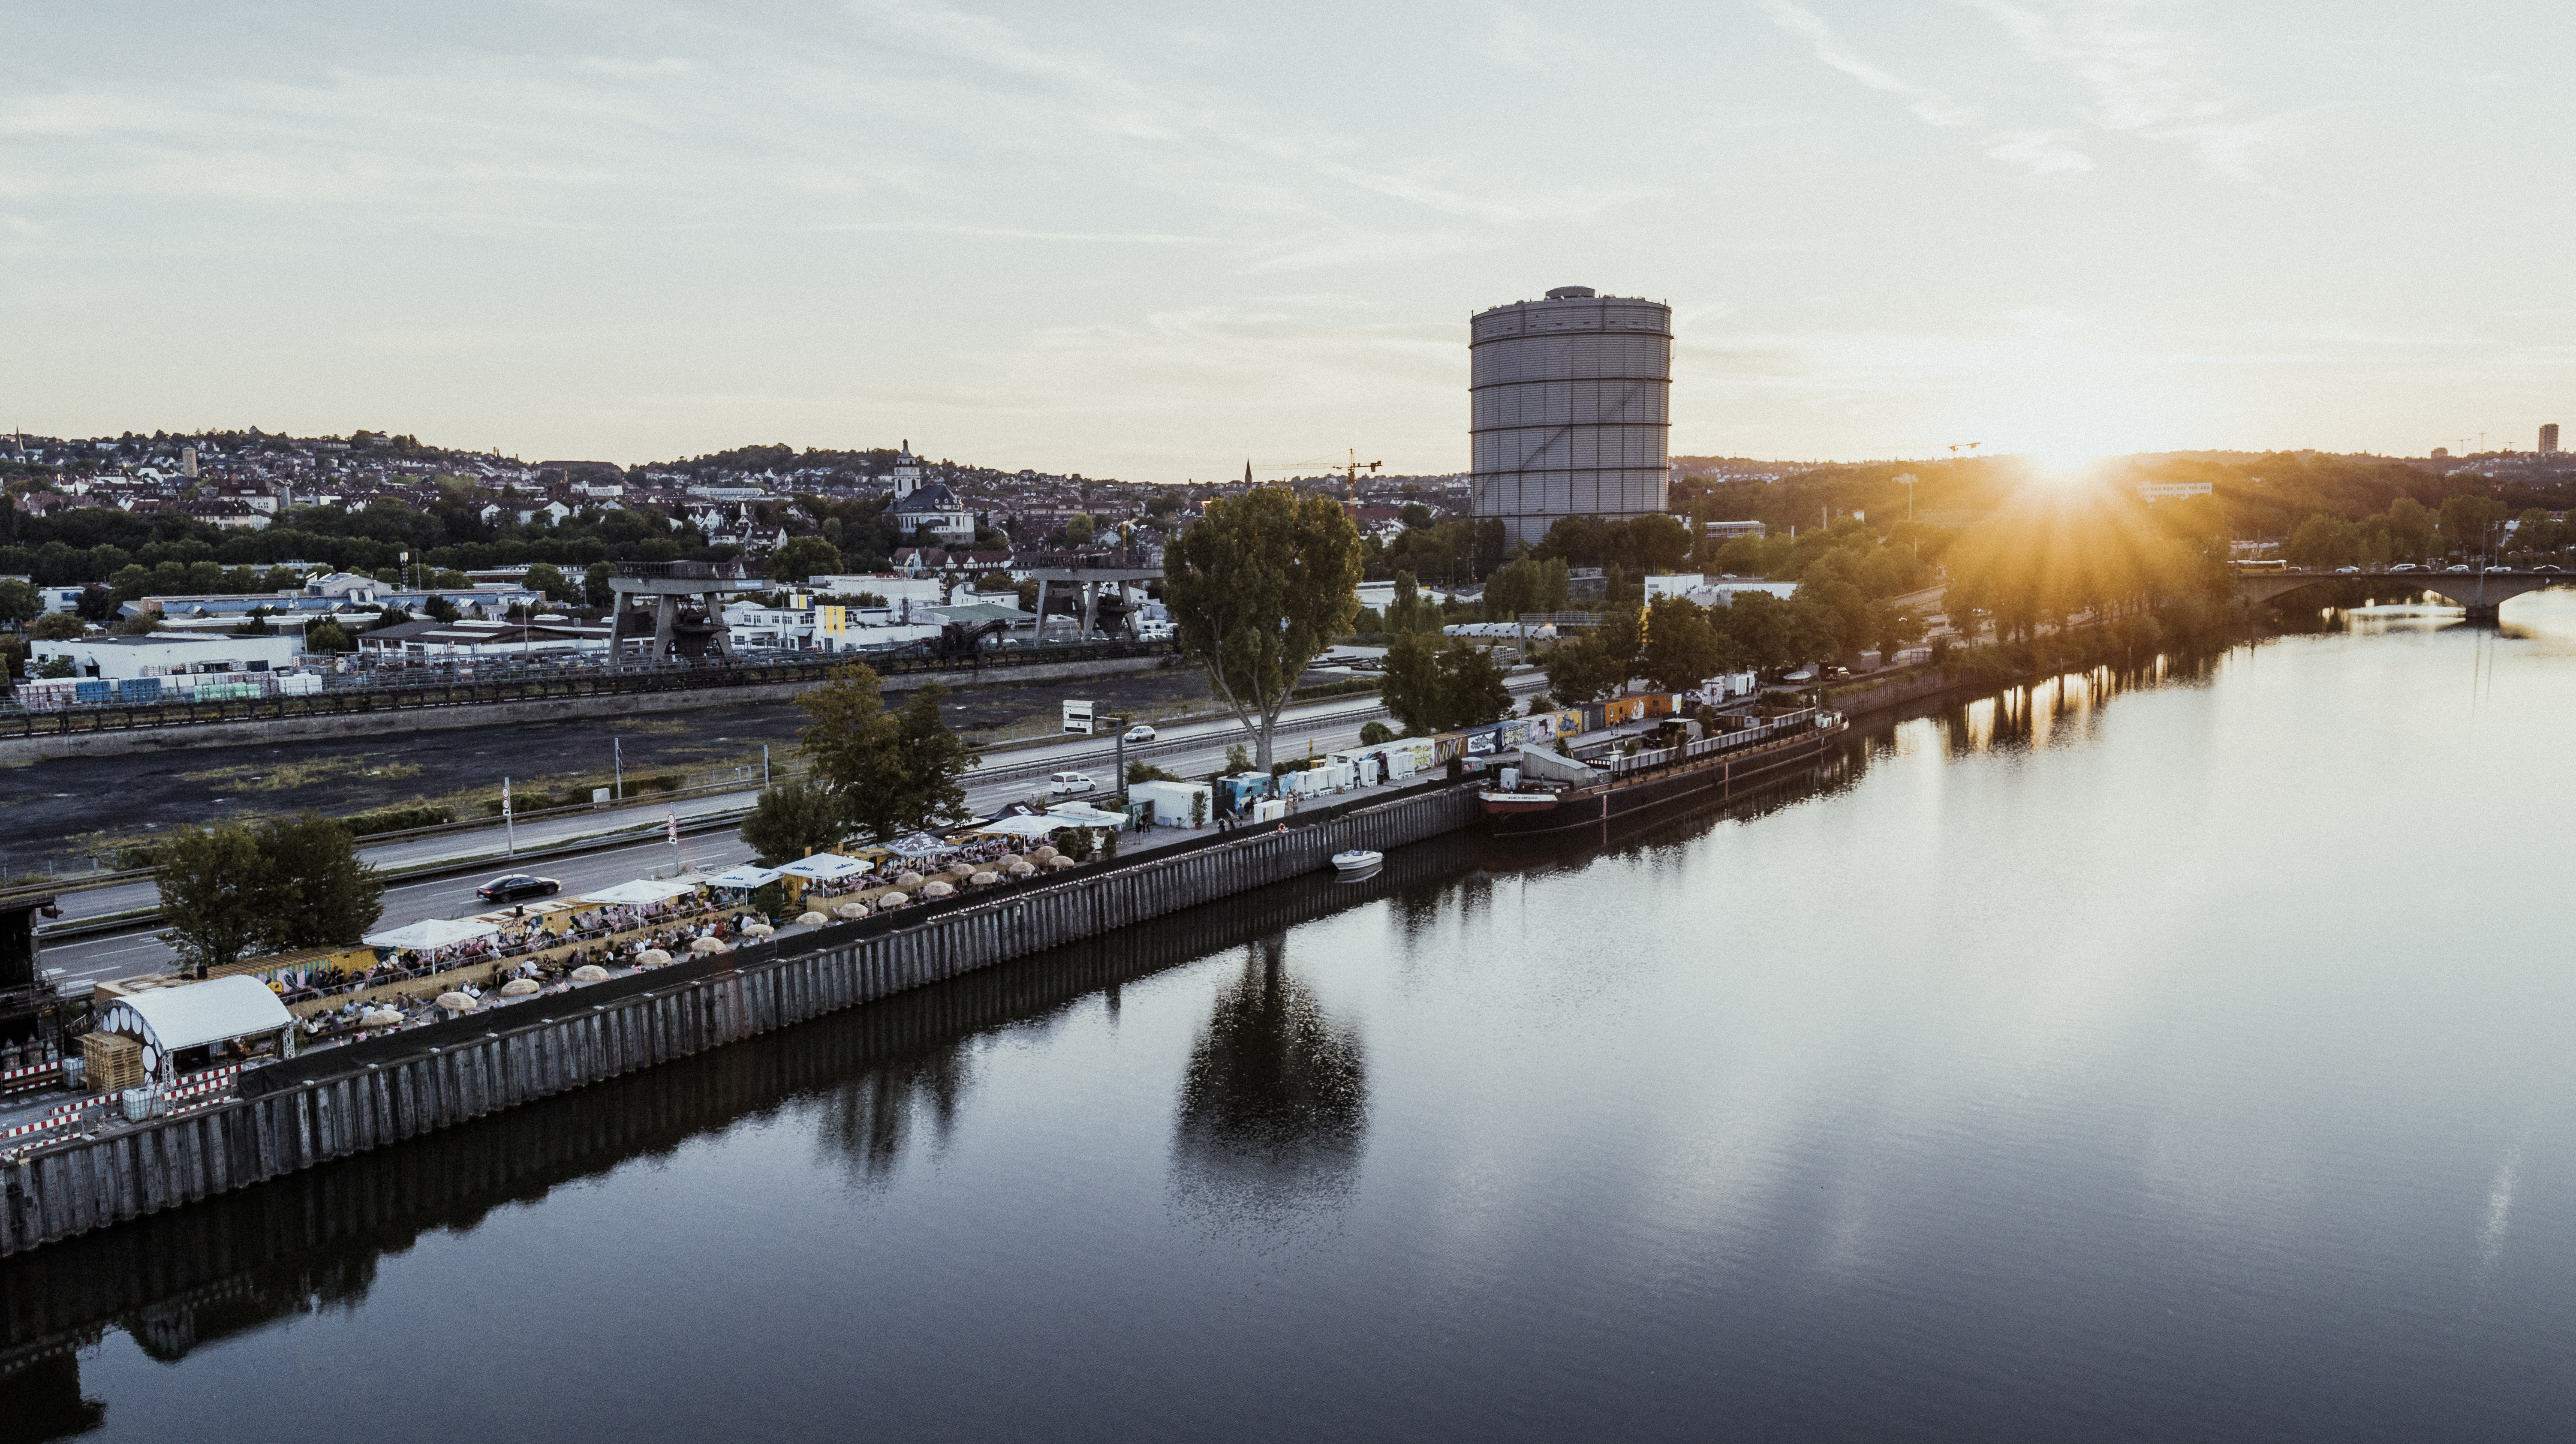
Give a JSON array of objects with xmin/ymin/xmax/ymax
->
[{"xmin": 0, "ymin": 781, "xmax": 1479, "ymax": 1257}]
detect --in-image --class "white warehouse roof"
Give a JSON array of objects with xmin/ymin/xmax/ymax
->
[{"xmin": 115, "ymin": 975, "xmax": 294, "ymax": 1053}]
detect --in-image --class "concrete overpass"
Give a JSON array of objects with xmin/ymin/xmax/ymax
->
[{"xmin": 2232, "ymin": 568, "xmax": 2568, "ymax": 623}]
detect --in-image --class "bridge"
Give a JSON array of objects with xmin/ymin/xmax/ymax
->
[{"xmin": 2231, "ymin": 568, "xmax": 2569, "ymax": 623}]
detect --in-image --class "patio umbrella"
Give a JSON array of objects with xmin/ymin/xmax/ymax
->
[
  {"xmin": 894, "ymin": 871, "xmax": 925, "ymax": 888},
  {"xmin": 1031, "ymin": 846, "xmax": 1059, "ymax": 863},
  {"xmin": 1047, "ymin": 855, "xmax": 1077, "ymax": 869},
  {"xmin": 969, "ymin": 871, "xmax": 999, "ymax": 886},
  {"xmin": 436, "ymin": 992, "xmax": 478, "ymax": 1013},
  {"xmin": 499, "ymin": 978, "xmax": 541, "ymax": 997},
  {"xmin": 877, "ymin": 893, "xmax": 908, "ymax": 909},
  {"xmin": 570, "ymin": 965, "xmax": 611, "ymax": 982},
  {"xmin": 689, "ymin": 936, "xmax": 728, "ymax": 953},
  {"xmin": 361, "ymin": 1007, "xmax": 404, "ymax": 1027},
  {"xmin": 796, "ymin": 911, "xmax": 829, "ymax": 926},
  {"xmin": 1008, "ymin": 860, "xmax": 1037, "ymax": 877},
  {"xmin": 636, "ymin": 948, "xmax": 673, "ymax": 966},
  {"xmin": 834, "ymin": 902, "xmax": 870, "ymax": 920},
  {"xmin": 744, "ymin": 922, "xmax": 776, "ymax": 936},
  {"xmin": 921, "ymin": 880, "xmax": 954, "ymax": 898}
]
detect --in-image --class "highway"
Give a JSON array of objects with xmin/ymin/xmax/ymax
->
[{"xmin": 39, "ymin": 676, "xmax": 1538, "ymax": 985}]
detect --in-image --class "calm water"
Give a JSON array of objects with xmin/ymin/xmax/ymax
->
[{"xmin": 10, "ymin": 608, "xmax": 2576, "ymax": 1442}]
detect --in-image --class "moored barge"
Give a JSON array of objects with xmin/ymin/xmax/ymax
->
[{"xmin": 1480, "ymin": 707, "xmax": 1848, "ymax": 836}]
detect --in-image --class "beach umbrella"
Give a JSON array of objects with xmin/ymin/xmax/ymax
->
[
  {"xmin": 744, "ymin": 922, "xmax": 776, "ymax": 936},
  {"xmin": 636, "ymin": 948, "xmax": 673, "ymax": 966},
  {"xmin": 921, "ymin": 880, "xmax": 954, "ymax": 898},
  {"xmin": 1008, "ymin": 860, "xmax": 1037, "ymax": 877},
  {"xmin": 570, "ymin": 964, "xmax": 611, "ymax": 982},
  {"xmin": 689, "ymin": 936, "xmax": 728, "ymax": 954},
  {"xmin": 1047, "ymin": 855, "xmax": 1077, "ymax": 869},
  {"xmin": 877, "ymin": 892, "xmax": 907, "ymax": 909},
  {"xmin": 969, "ymin": 871, "xmax": 999, "ymax": 886},
  {"xmin": 894, "ymin": 871, "xmax": 925, "ymax": 888},
  {"xmin": 362, "ymin": 1007, "xmax": 404, "ymax": 1027},
  {"xmin": 834, "ymin": 902, "xmax": 870, "ymax": 920},
  {"xmin": 436, "ymin": 992, "xmax": 478, "ymax": 1013},
  {"xmin": 499, "ymin": 978, "xmax": 541, "ymax": 997},
  {"xmin": 796, "ymin": 911, "xmax": 829, "ymax": 926},
  {"xmin": 1031, "ymin": 846, "xmax": 1059, "ymax": 863}
]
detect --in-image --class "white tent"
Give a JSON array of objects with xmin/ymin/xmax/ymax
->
[
  {"xmin": 580, "ymin": 879, "xmax": 701, "ymax": 906},
  {"xmin": 778, "ymin": 853, "xmax": 867, "ymax": 881},
  {"xmin": 704, "ymin": 864, "xmax": 784, "ymax": 889},
  {"xmin": 882, "ymin": 832, "xmax": 951, "ymax": 858},
  {"xmin": 975, "ymin": 815, "xmax": 1072, "ymax": 839},
  {"xmin": 94, "ymin": 976, "xmax": 296, "ymax": 1082},
  {"xmin": 362, "ymin": 917, "xmax": 504, "ymax": 951}
]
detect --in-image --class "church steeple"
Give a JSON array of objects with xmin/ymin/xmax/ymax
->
[{"xmin": 1243, "ymin": 459, "xmax": 1253, "ymax": 487}]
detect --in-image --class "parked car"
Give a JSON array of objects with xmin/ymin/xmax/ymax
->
[
  {"xmin": 2334, "ymin": 566, "xmax": 2360, "ymax": 574},
  {"xmin": 1048, "ymin": 771, "xmax": 1096, "ymax": 795},
  {"xmin": 477, "ymin": 874, "xmax": 561, "ymax": 902},
  {"xmin": 2535, "ymin": 564, "xmax": 2562, "ymax": 572},
  {"xmin": 1123, "ymin": 724, "xmax": 1156, "ymax": 743},
  {"xmin": 2446, "ymin": 564, "xmax": 2474, "ymax": 572},
  {"xmin": 2389, "ymin": 563, "xmax": 2418, "ymax": 572}
]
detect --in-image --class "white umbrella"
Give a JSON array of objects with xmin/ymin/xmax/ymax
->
[
  {"xmin": 704, "ymin": 864, "xmax": 784, "ymax": 889},
  {"xmin": 877, "ymin": 893, "xmax": 908, "ymax": 909},
  {"xmin": 778, "ymin": 853, "xmax": 866, "ymax": 882},
  {"xmin": 1047, "ymin": 855, "xmax": 1077, "ymax": 869},
  {"xmin": 894, "ymin": 871, "xmax": 925, "ymax": 888},
  {"xmin": 920, "ymin": 880, "xmax": 954, "ymax": 898},
  {"xmin": 570, "ymin": 965, "xmax": 611, "ymax": 982},
  {"xmin": 436, "ymin": 991, "xmax": 478, "ymax": 1013},
  {"xmin": 834, "ymin": 901, "xmax": 871, "ymax": 920},
  {"xmin": 689, "ymin": 936, "xmax": 728, "ymax": 954},
  {"xmin": 499, "ymin": 978, "xmax": 541, "ymax": 997},
  {"xmin": 969, "ymin": 871, "xmax": 999, "ymax": 886},
  {"xmin": 795, "ymin": 911, "xmax": 829, "ymax": 926},
  {"xmin": 1007, "ymin": 860, "xmax": 1037, "ymax": 877},
  {"xmin": 363, "ymin": 918, "xmax": 503, "ymax": 951},
  {"xmin": 743, "ymin": 922, "xmax": 776, "ymax": 936},
  {"xmin": 581, "ymin": 879, "xmax": 699, "ymax": 906},
  {"xmin": 635, "ymin": 948, "xmax": 673, "ymax": 966}
]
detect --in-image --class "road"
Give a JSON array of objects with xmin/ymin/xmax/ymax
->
[{"xmin": 39, "ymin": 678, "xmax": 1539, "ymax": 984}]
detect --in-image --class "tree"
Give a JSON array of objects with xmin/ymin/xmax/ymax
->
[
  {"xmin": 1065, "ymin": 513, "xmax": 1097, "ymax": 546},
  {"xmin": 1386, "ymin": 569, "xmax": 1423, "ymax": 635},
  {"xmin": 305, "ymin": 618, "xmax": 358, "ymax": 653},
  {"xmin": 523, "ymin": 561, "xmax": 573, "ymax": 605},
  {"xmin": 1638, "ymin": 598, "xmax": 1728, "ymax": 693},
  {"xmin": 1434, "ymin": 641, "xmax": 1511, "ymax": 728},
  {"xmin": 1378, "ymin": 630, "xmax": 1446, "ymax": 733},
  {"xmin": 584, "ymin": 561, "xmax": 617, "ymax": 609},
  {"xmin": 156, "ymin": 824, "xmax": 271, "ymax": 976},
  {"xmin": 1357, "ymin": 721, "xmax": 1395, "ymax": 746},
  {"xmin": 1873, "ymin": 605, "xmax": 1927, "ymax": 665},
  {"xmin": 28, "ymin": 611, "xmax": 82, "ymax": 640},
  {"xmin": 2439, "ymin": 494, "xmax": 2507, "ymax": 559},
  {"xmin": 1482, "ymin": 557, "xmax": 1570, "ymax": 623},
  {"xmin": 766, "ymin": 535, "xmax": 842, "ymax": 584},
  {"xmin": 1542, "ymin": 629, "xmax": 1634, "ymax": 703},
  {"xmin": 110, "ymin": 608, "xmax": 161, "ymax": 635},
  {"xmin": 424, "ymin": 595, "xmax": 460, "ymax": 623},
  {"xmin": 0, "ymin": 578, "xmax": 38, "ymax": 626},
  {"xmin": 741, "ymin": 779, "xmax": 846, "ymax": 863},
  {"xmin": 252, "ymin": 813, "xmax": 385, "ymax": 951},
  {"xmin": 796, "ymin": 666, "xmax": 980, "ymax": 844},
  {"xmin": 1162, "ymin": 487, "xmax": 1364, "ymax": 768}
]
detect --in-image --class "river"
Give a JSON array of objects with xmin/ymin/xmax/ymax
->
[{"xmin": 6, "ymin": 608, "xmax": 2574, "ymax": 1442}]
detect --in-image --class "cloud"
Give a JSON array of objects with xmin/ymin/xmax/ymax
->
[
  {"xmin": 1985, "ymin": 129, "xmax": 2094, "ymax": 174},
  {"xmin": 1948, "ymin": 0, "xmax": 2275, "ymax": 177},
  {"xmin": 1757, "ymin": 0, "xmax": 1975, "ymax": 127}
]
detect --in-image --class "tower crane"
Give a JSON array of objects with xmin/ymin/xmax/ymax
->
[{"xmin": 1342, "ymin": 448, "xmax": 1382, "ymax": 498}]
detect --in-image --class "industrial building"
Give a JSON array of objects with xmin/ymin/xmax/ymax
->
[{"xmin": 1469, "ymin": 286, "xmax": 1673, "ymax": 547}]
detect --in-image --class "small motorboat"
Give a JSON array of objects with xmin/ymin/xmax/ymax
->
[{"xmin": 1331, "ymin": 849, "xmax": 1383, "ymax": 872}]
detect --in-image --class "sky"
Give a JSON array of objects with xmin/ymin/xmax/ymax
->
[{"xmin": 3, "ymin": 0, "xmax": 2570, "ymax": 478}]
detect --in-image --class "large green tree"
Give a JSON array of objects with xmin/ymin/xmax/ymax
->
[
  {"xmin": 1638, "ymin": 598, "xmax": 1731, "ymax": 693},
  {"xmin": 1162, "ymin": 487, "xmax": 1363, "ymax": 768},
  {"xmin": 252, "ymin": 813, "xmax": 386, "ymax": 951},
  {"xmin": 766, "ymin": 535, "xmax": 843, "ymax": 584},
  {"xmin": 156, "ymin": 825, "xmax": 274, "ymax": 976},
  {"xmin": 741, "ymin": 779, "xmax": 848, "ymax": 863},
  {"xmin": 0, "ymin": 578, "xmax": 39, "ymax": 626},
  {"xmin": 797, "ymin": 665, "xmax": 980, "ymax": 843}
]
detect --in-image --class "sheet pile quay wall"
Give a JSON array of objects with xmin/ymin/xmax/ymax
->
[{"xmin": 0, "ymin": 785, "xmax": 1477, "ymax": 1257}]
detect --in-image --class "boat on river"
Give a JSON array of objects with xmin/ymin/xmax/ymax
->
[
  {"xmin": 1481, "ymin": 707, "xmax": 1848, "ymax": 836},
  {"xmin": 1331, "ymin": 848, "xmax": 1384, "ymax": 872}
]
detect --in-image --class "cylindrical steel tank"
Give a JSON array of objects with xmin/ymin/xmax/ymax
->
[{"xmin": 1469, "ymin": 285, "xmax": 1672, "ymax": 548}]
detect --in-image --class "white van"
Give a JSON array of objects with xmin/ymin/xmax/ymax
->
[{"xmin": 1047, "ymin": 771, "xmax": 1096, "ymax": 795}]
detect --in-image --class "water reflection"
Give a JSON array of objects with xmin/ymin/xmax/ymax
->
[{"xmin": 1171, "ymin": 935, "xmax": 1370, "ymax": 1238}]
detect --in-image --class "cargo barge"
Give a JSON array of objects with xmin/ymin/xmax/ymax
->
[{"xmin": 1479, "ymin": 707, "xmax": 1848, "ymax": 836}]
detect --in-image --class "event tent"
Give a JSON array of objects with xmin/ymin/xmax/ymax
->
[
  {"xmin": 778, "ymin": 853, "xmax": 867, "ymax": 882},
  {"xmin": 704, "ymin": 864, "xmax": 785, "ymax": 889}
]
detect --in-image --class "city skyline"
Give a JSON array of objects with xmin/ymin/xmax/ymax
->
[{"xmin": 5, "ymin": 0, "xmax": 2570, "ymax": 478}]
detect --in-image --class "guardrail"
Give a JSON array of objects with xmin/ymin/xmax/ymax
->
[{"xmin": 0, "ymin": 638, "xmax": 1177, "ymax": 739}]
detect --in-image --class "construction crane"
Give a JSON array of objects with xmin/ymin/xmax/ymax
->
[{"xmin": 1342, "ymin": 448, "xmax": 1382, "ymax": 498}]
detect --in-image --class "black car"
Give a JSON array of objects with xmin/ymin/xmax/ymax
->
[{"xmin": 476, "ymin": 874, "xmax": 561, "ymax": 903}]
